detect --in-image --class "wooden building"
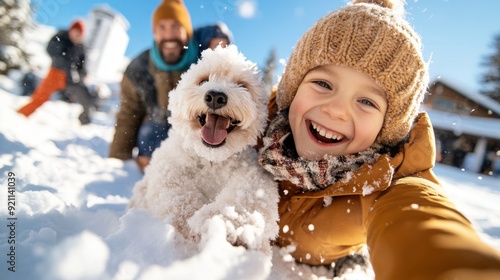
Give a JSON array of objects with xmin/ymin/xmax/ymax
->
[{"xmin": 423, "ymin": 79, "xmax": 500, "ymax": 177}]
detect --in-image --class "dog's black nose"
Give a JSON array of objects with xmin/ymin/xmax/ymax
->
[{"xmin": 204, "ymin": 90, "xmax": 227, "ymax": 110}]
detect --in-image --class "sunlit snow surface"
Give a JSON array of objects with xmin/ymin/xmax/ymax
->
[{"xmin": 1, "ymin": 74, "xmax": 499, "ymax": 279}]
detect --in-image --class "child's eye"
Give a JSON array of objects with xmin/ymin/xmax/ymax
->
[
  {"xmin": 359, "ymin": 98, "xmax": 378, "ymax": 109},
  {"xmin": 313, "ymin": 80, "xmax": 332, "ymax": 90}
]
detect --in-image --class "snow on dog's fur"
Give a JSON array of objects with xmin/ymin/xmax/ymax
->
[{"xmin": 129, "ymin": 45, "xmax": 279, "ymax": 253}]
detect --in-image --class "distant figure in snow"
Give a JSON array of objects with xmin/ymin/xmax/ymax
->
[
  {"xmin": 194, "ymin": 22, "xmax": 232, "ymax": 58},
  {"xmin": 17, "ymin": 20, "xmax": 93, "ymax": 125}
]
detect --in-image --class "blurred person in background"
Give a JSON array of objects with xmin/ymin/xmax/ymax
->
[
  {"xmin": 17, "ymin": 19, "xmax": 93, "ymax": 125},
  {"xmin": 194, "ymin": 22, "xmax": 232, "ymax": 57},
  {"xmin": 109, "ymin": 0, "xmax": 233, "ymax": 172}
]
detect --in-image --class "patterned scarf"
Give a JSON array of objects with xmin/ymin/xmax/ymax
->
[{"xmin": 258, "ymin": 110, "xmax": 388, "ymax": 191}]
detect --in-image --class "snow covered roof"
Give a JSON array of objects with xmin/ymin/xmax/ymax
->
[
  {"xmin": 425, "ymin": 107, "xmax": 500, "ymax": 140},
  {"xmin": 430, "ymin": 77, "xmax": 500, "ymax": 116}
]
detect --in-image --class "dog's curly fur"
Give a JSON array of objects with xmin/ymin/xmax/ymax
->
[{"xmin": 129, "ymin": 45, "xmax": 279, "ymax": 253}]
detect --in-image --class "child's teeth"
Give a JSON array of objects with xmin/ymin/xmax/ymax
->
[
  {"xmin": 312, "ymin": 121, "xmax": 343, "ymax": 141},
  {"xmin": 319, "ymin": 128, "xmax": 326, "ymax": 137}
]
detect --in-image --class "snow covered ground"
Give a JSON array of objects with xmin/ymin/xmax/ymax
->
[{"xmin": 1, "ymin": 72, "xmax": 500, "ymax": 280}]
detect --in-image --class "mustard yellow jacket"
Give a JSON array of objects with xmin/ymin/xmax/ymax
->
[{"xmin": 267, "ymin": 93, "xmax": 500, "ymax": 279}]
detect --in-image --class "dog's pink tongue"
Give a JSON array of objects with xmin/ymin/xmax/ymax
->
[{"xmin": 201, "ymin": 114, "xmax": 229, "ymax": 145}]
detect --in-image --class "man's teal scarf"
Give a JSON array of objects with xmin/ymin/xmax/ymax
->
[{"xmin": 150, "ymin": 39, "xmax": 199, "ymax": 72}]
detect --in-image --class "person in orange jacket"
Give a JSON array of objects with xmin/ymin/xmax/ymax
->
[
  {"xmin": 17, "ymin": 19, "xmax": 93, "ymax": 125},
  {"xmin": 258, "ymin": 0, "xmax": 500, "ymax": 279}
]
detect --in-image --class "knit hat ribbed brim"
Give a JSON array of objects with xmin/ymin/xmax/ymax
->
[{"xmin": 277, "ymin": 0, "xmax": 429, "ymax": 146}]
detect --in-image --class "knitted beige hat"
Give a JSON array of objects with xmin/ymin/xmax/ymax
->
[{"xmin": 277, "ymin": 0, "xmax": 428, "ymax": 146}]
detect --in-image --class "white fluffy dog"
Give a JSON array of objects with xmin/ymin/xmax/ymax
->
[{"xmin": 130, "ymin": 45, "xmax": 279, "ymax": 253}]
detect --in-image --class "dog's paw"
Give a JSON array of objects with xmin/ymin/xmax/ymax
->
[
  {"xmin": 189, "ymin": 206, "xmax": 272, "ymax": 253},
  {"xmin": 219, "ymin": 206, "xmax": 271, "ymax": 252}
]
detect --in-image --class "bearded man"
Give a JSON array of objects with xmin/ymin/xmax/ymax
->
[{"xmin": 109, "ymin": 0, "xmax": 199, "ymax": 172}]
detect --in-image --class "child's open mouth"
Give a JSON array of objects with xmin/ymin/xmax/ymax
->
[{"xmin": 309, "ymin": 120, "xmax": 344, "ymax": 144}]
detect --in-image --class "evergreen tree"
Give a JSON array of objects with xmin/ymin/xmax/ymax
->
[
  {"xmin": 479, "ymin": 33, "xmax": 500, "ymax": 102},
  {"xmin": 0, "ymin": 0, "xmax": 33, "ymax": 75},
  {"xmin": 261, "ymin": 47, "xmax": 277, "ymax": 95}
]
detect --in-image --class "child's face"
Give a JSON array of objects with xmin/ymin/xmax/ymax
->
[
  {"xmin": 69, "ymin": 29, "xmax": 84, "ymax": 45},
  {"xmin": 288, "ymin": 64, "xmax": 387, "ymax": 160}
]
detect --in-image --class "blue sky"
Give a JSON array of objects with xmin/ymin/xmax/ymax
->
[{"xmin": 32, "ymin": 0, "xmax": 500, "ymax": 93}]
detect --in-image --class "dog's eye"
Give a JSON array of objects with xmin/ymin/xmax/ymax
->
[
  {"xmin": 237, "ymin": 82, "xmax": 247, "ymax": 89},
  {"xmin": 198, "ymin": 78, "xmax": 209, "ymax": 86},
  {"xmin": 231, "ymin": 120, "xmax": 241, "ymax": 126}
]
